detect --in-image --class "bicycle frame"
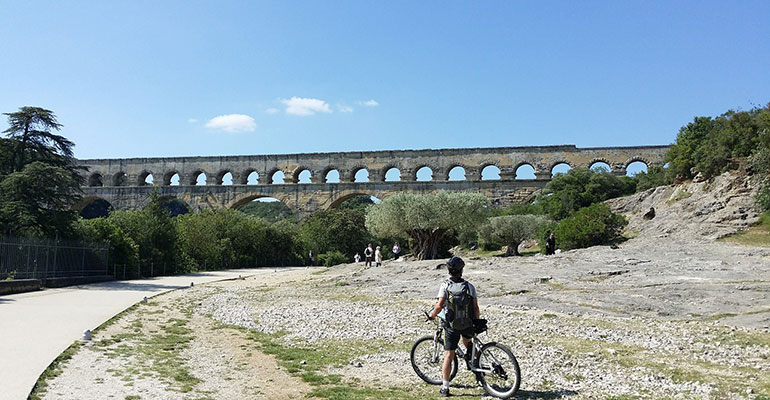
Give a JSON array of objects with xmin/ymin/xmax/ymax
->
[{"xmin": 429, "ymin": 317, "xmax": 494, "ymax": 375}]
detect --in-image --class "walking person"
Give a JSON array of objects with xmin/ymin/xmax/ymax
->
[
  {"xmin": 364, "ymin": 244, "xmax": 374, "ymax": 267},
  {"xmin": 545, "ymin": 233, "xmax": 556, "ymax": 255},
  {"xmin": 375, "ymin": 246, "xmax": 382, "ymax": 267},
  {"xmin": 308, "ymin": 250, "xmax": 316, "ymax": 266},
  {"xmin": 354, "ymin": 252, "xmax": 361, "ymax": 263},
  {"xmin": 392, "ymin": 242, "xmax": 401, "ymax": 260}
]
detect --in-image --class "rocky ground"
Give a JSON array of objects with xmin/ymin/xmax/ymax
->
[{"xmin": 37, "ymin": 172, "xmax": 770, "ymax": 399}]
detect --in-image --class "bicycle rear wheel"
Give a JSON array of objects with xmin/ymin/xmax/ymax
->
[
  {"xmin": 410, "ymin": 335, "xmax": 458, "ymax": 385},
  {"xmin": 476, "ymin": 342, "xmax": 520, "ymax": 399}
]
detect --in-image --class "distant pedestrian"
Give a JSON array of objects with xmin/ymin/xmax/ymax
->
[
  {"xmin": 375, "ymin": 246, "xmax": 383, "ymax": 267},
  {"xmin": 545, "ymin": 233, "xmax": 556, "ymax": 256},
  {"xmin": 354, "ymin": 253, "xmax": 361, "ymax": 263},
  {"xmin": 364, "ymin": 244, "xmax": 374, "ymax": 267},
  {"xmin": 392, "ymin": 242, "xmax": 401, "ymax": 260},
  {"xmin": 308, "ymin": 250, "xmax": 316, "ymax": 266}
]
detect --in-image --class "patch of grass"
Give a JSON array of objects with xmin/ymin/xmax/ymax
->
[
  {"xmin": 312, "ymin": 268, "xmax": 331, "ymax": 275},
  {"xmin": 541, "ymin": 313, "xmax": 557, "ymax": 319},
  {"xmin": 125, "ymin": 396, "xmax": 141, "ymax": 400},
  {"xmin": 308, "ymin": 385, "xmax": 427, "ymax": 400},
  {"xmin": 334, "ymin": 281, "xmax": 349, "ymax": 287},
  {"xmin": 28, "ymin": 341, "xmax": 83, "ymax": 400},
  {"xmin": 701, "ymin": 313, "xmax": 738, "ymax": 321},
  {"xmin": 719, "ymin": 221, "xmax": 770, "ymax": 247}
]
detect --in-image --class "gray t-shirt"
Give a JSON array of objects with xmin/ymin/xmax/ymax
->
[{"xmin": 436, "ymin": 278, "xmax": 477, "ymax": 319}]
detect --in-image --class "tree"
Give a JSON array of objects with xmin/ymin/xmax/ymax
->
[
  {"xmin": 537, "ymin": 168, "xmax": 636, "ymax": 221},
  {"xmin": 633, "ymin": 165, "xmax": 670, "ymax": 192},
  {"xmin": 2, "ymin": 107, "xmax": 73, "ymax": 173},
  {"xmin": 478, "ymin": 214, "xmax": 548, "ymax": 256},
  {"xmin": 553, "ymin": 203, "xmax": 627, "ymax": 250},
  {"xmin": 366, "ymin": 192, "xmax": 488, "ymax": 260},
  {"xmin": 299, "ymin": 208, "xmax": 371, "ymax": 257}
]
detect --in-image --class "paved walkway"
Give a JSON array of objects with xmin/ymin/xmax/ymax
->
[{"xmin": 0, "ymin": 269, "xmax": 264, "ymax": 400}]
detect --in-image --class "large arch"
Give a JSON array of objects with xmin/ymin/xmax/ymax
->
[
  {"xmin": 74, "ymin": 196, "xmax": 113, "ymax": 219},
  {"xmin": 157, "ymin": 195, "xmax": 191, "ymax": 217},
  {"xmin": 328, "ymin": 192, "xmax": 380, "ymax": 209}
]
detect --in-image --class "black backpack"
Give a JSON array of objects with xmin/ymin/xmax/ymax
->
[{"xmin": 445, "ymin": 279, "xmax": 473, "ymax": 330}]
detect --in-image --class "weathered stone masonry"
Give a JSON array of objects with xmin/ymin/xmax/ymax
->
[{"xmin": 77, "ymin": 144, "xmax": 669, "ymax": 218}]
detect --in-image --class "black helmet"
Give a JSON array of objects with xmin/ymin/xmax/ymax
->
[{"xmin": 446, "ymin": 256, "xmax": 465, "ymax": 275}]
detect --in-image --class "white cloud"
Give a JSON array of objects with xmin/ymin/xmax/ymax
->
[
  {"xmin": 282, "ymin": 97, "xmax": 332, "ymax": 116},
  {"xmin": 265, "ymin": 107, "xmax": 279, "ymax": 114},
  {"xmin": 205, "ymin": 114, "xmax": 256, "ymax": 133},
  {"xmin": 338, "ymin": 105, "xmax": 354, "ymax": 113},
  {"xmin": 360, "ymin": 99, "xmax": 379, "ymax": 107},
  {"xmin": 187, "ymin": 118, "xmax": 198, "ymax": 124}
]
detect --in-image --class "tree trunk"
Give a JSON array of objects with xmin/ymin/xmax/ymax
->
[
  {"xmin": 409, "ymin": 229, "xmax": 446, "ymax": 260},
  {"xmin": 505, "ymin": 241, "xmax": 521, "ymax": 256}
]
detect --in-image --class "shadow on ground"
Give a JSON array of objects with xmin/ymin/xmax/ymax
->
[{"xmin": 449, "ymin": 385, "xmax": 578, "ymax": 399}]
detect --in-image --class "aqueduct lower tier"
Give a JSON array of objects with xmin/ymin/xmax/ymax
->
[{"xmin": 77, "ymin": 144, "xmax": 669, "ymax": 218}]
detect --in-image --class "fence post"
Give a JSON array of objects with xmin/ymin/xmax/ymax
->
[
  {"xmin": 137, "ymin": 262, "xmax": 140, "ymax": 279},
  {"xmin": 81, "ymin": 247, "xmax": 86, "ymax": 276},
  {"xmin": 151, "ymin": 262, "xmax": 154, "ymax": 277}
]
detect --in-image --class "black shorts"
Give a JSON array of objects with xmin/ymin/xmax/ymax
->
[{"xmin": 442, "ymin": 321, "xmax": 474, "ymax": 351}]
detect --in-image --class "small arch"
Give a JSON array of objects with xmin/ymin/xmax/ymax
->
[
  {"xmin": 163, "ymin": 171, "xmax": 181, "ymax": 186},
  {"xmin": 78, "ymin": 197, "xmax": 113, "ymax": 219},
  {"xmin": 551, "ymin": 162, "xmax": 572, "ymax": 177},
  {"xmin": 246, "ymin": 170, "xmax": 259, "ymax": 185},
  {"xmin": 626, "ymin": 161, "xmax": 649, "ymax": 176},
  {"xmin": 195, "ymin": 172, "xmax": 207, "ymax": 186},
  {"xmin": 294, "ymin": 168, "xmax": 312, "ymax": 184},
  {"xmin": 354, "ymin": 168, "xmax": 369, "ymax": 182},
  {"xmin": 448, "ymin": 166, "xmax": 466, "ymax": 181},
  {"xmin": 384, "ymin": 167, "xmax": 401, "ymax": 182},
  {"xmin": 271, "ymin": 170, "xmax": 285, "ymax": 184},
  {"xmin": 220, "ymin": 171, "xmax": 233, "ymax": 185},
  {"xmin": 138, "ymin": 171, "xmax": 153, "ymax": 186},
  {"xmin": 88, "ymin": 173, "xmax": 103, "ymax": 187},
  {"xmin": 589, "ymin": 161, "xmax": 612, "ymax": 173},
  {"xmin": 112, "ymin": 172, "xmax": 127, "ymax": 187},
  {"xmin": 481, "ymin": 165, "xmax": 501, "ymax": 180},
  {"xmin": 416, "ymin": 166, "xmax": 433, "ymax": 181},
  {"xmin": 514, "ymin": 163, "xmax": 536, "ymax": 180},
  {"xmin": 325, "ymin": 169, "xmax": 341, "ymax": 183}
]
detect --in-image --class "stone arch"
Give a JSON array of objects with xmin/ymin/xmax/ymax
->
[
  {"xmin": 415, "ymin": 165, "xmax": 435, "ymax": 181},
  {"xmin": 112, "ymin": 172, "xmax": 127, "ymax": 187},
  {"xmin": 292, "ymin": 167, "xmax": 312, "ymax": 184},
  {"xmin": 75, "ymin": 196, "xmax": 114, "ymax": 219},
  {"xmin": 270, "ymin": 169, "xmax": 287, "ymax": 184},
  {"xmin": 157, "ymin": 195, "xmax": 191, "ymax": 217},
  {"xmin": 352, "ymin": 166, "xmax": 369, "ymax": 182},
  {"xmin": 625, "ymin": 158, "xmax": 650, "ymax": 176},
  {"xmin": 447, "ymin": 165, "xmax": 467, "ymax": 181},
  {"xmin": 550, "ymin": 161, "xmax": 572, "ymax": 177},
  {"xmin": 514, "ymin": 162, "xmax": 536, "ymax": 180},
  {"xmin": 88, "ymin": 172, "xmax": 104, "ymax": 187},
  {"xmin": 188, "ymin": 170, "xmax": 208, "ymax": 186},
  {"xmin": 381, "ymin": 164, "xmax": 402, "ymax": 182},
  {"xmin": 480, "ymin": 162, "xmax": 501, "ymax": 180},
  {"xmin": 324, "ymin": 167, "xmax": 341, "ymax": 183},
  {"xmin": 216, "ymin": 170, "xmax": 233, "ymax": 185},
  {"xmin": 138, "ymin": 170, "xmax": 154, "ymax": 186},
  {"xmin": 228, "ymin": 193, "xmax": 294, "ymax": 212},
  {"xmin": 625, "ymin": 157, "xmax": 650, "ymax": 169},
  {"xmin": 328, "ymin": 191, "xmax": 380, "ymax": 209},
  {"xmin": 244, "ymin": 170, "xmax": 259, "ymax": 185},
  {"xmin": 588, "ymin": 158, "xmax": 612, "ymax": 173},
  {"xmin": 163, "ymin": 170, "xmax": 181, "ymax": 186}
]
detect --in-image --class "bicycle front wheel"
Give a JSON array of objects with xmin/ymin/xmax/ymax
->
[
  {"xmin": 476, "ymin": 342, "xmax": 521, "ymax": 399},
  {"xmin": 410, "ymin": 335, "xmax": 458, "ymax": 385}
]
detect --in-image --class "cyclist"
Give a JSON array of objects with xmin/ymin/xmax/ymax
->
[{"xmin": 427, "ymin": 256, "xmax": 480, "ymax": 397}]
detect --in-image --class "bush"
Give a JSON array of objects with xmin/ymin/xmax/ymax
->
[
  {"xmin": 478, "ymin": 215, "xmax": 548, "ymax": 256},
  {"xmin": 634, "ymin": 165, "xmax": 671, "ymax": 192},
  {"xmin": 553, "ymin": 203, "xmax": 627, "ymax": 251},
  {"xmin": 537, "ymin": 221, "xmax": 560, "ymax": 254},
  {"xmin": 319, "ymin": 251, "xmax": 348, "ymax": 267},
  {"xmin": 537, "ymin": 168, "xmax": 636, "ymax": 221}
]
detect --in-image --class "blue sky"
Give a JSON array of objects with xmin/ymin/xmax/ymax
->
[{"xmin": 1, "ymin": 1, "xmax": 768, "ymax": 160}]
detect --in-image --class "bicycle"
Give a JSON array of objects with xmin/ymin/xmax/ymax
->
[{"xmin": 410, "ymin": 312, "xmax": 521, "ymax": 399}]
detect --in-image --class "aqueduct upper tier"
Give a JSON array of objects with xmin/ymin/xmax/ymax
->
[{"xmin": 78, "ymin": 144, "xmax": 669, "ymax": 217}]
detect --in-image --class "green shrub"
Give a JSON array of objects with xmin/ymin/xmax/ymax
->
[
  {"xmin": 319, "ymin": 251, "xmax": 348, "ymax": 267},
  {"xmin": 537, "ymin": 168, "xmax": 636, "ymax": 221},
  {"xmin": 553, "ymin": 203, "xmax": 627, "ymax": 250},
  {"xmin": 478, "ymin": 215, "xmax": 548, "ymax": 256},
  {"xmin": 536, "ymin": 220, "xmax": 559, "ymax": 254},
  {"xmin": 634, "ymin": 165, "xmax": 671, "ymax": 192}
]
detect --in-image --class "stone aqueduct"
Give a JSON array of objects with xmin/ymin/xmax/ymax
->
[{"xmin": 77, "ymin": 145, "xmax": 670, "ymax": 219}]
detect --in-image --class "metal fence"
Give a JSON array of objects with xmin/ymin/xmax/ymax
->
[{"xmin": 0, "ymin": 235, "xmax": 109, "ymax": 280}]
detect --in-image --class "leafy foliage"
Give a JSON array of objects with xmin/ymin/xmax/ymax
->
[
  {"xmin": 366, "ymin": 192, "xmax": 487, "ymax": 260},
  {"xmin": 552, "ymin": 203, "xmax": 627, "ymax": 250},
  {"xmin": 319, "ymin": 251, "xmax": 348, "ymax": 267},
  {"xmin": 666, "ymin": 104, "xmax": 770, "ymax": 181},
  {"xmin": 0, "ymin": 107, "xmax": 83, "ymax": 237},
  {"xmin": 239, "ymin": 200, "xmax": 294, "ymax": 222},
  {"xmin": 76, "ymin": 217, "xmax": 139, "ymax": 274},
  {"xmin": 536, "ymin": 168, "xmax": 636, "ymax": 221},
  {"xmin": 299, "ymin": 208, "xmax": 371, "ymax": 257},
  {"xmin": 633, "ymin": 165, "xmax": 671, "ymax": 192},
  {"xmin": 478, "ymin": 214, "xmax": 548, "ymax": 256}
]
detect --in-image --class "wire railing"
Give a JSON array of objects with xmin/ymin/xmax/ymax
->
[{"xmin": 0, "ymin": 235, "xmax": 109, "ymax": 280}]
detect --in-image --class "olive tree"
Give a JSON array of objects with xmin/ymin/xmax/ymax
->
[
  {"xmin": 365, "ymin": 192, "xmax": 487, "ymax": 260},
  {"xmin": 478, "ymin": 214, "xmax": 548, "ymax": 256}
]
